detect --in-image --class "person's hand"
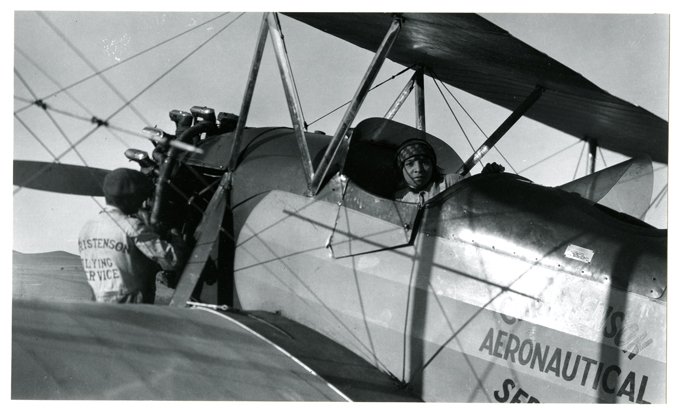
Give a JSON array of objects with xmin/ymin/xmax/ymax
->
[
  {"xmin": 481, "ymin": 162, "xmax": 505, "ymax": 174},
  {"xmin": 168, "ymin": 228, "xmax": 185, "ymax": 246},
  {"xmin": 137, "ymin": 208, "xmax": 152, "ymax": 225},
  {"xmin": 168, "ymin": 228, "xmax": 187, "ymax": 260}
]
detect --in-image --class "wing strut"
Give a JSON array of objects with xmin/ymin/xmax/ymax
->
[
  {"xmin": 228, "ymin": 14, "xmax": 269, "ymax": 171},
  {"xmin": 309, "ymin": 15, "xmax": 403, "ymax": 195},
  {"xmin": 458, "ymin": 85, "xmax": 544, "ymax": 175},
  {"xmin": 170, "ymin": 172, "xmax": 231, "ymax": 307},
  {"xmin": 587, "ymin": 138, "xmax": 598, "ymax": 174},
  {"xmin": 414, "ymin": 66, "xmax": 425, "ymax": 131},
  {"xmin": 266, "ymin": 13, "xmax": 314, "ymax": 185},
  {"xmin": 383, "ymin": 66, "xmax": 426, "ymax": 131},
  {"xmin": 229, "ymin": 14, "xmax": 404, "ymax": 195},
  {"xmin": 384, "ymin": 73, "xmax": 415, "ymax": 120},
  {"xmin": 228, "ymin": 13, "xmax": 314, "ymax": 186}
]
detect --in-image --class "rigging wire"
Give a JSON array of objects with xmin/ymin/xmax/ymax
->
[
  {"xmin": 16, "ymin": 66, "xmax": 104, "ymax": 167},
  {"xmin": 305, "ymin": 65, "xmax": 415, "ymax": 128},
  {"xmin": 597, "ymin": 148, "xmax": 668, "ymax": 218},
  {"xmin": 430, "ymin": 76, "xmax": 476, "ymax": 153},
  {"xmin": 16, "ymin": 75, "xmax": 139, "ymax": 143},
  {"xmin": 37, "ymin": 11, "xmax": 153, "ymax": 126},
  {"xmin": 597, "ymin": 146, "xmax": 609, "ymax": 168},
  {"xmin": 654, "ymin": 185, "xmax": 668, "ymax": 207},
  {"xmin": 16, "ymin": 46, "xmax": 97, "ymax": 116},
  {"xmin": 14, "ymin": 68, "xmax": 105, "ymax": 195},
  {"xmin": 53, "ymin": 13, "xmax": 244, "ymax": 164},
  {"xmin": 42, "ymin": 104, "xmax": 90, "ymax": 165},
  {"xmin": 16, "ymin": 45, "xmax": 131, "ymax": 149},
  {"xmin": 14, "ymin": 114, "xmax": 60, "ymax": 161},
  {"xmin": 640, "ymin": 184, "xmax": 668, "ymax": 220},
  {"xmin": 15, "ymin": 27, "xmax": 219, "ymax": 236},
  {"xmin": 518, "ymin": 139, "xmax": 583, "ymax": 175},
  {"xmin": 14, "ymin": 13, "xmax": 245, "ymax": 196},
  {"xmin": 15, "ymin": 73, "xmax": 165, "ymax": 164},
  {"xmin": 17, "ymin": 91, "xmax": 200, "ymax": 149},
  {"xmin": 104, "ymin": 12, "xmax": 246, "ymax": 125},
  {"xmin": 12, "ymin": 79, "xmax": 115, "ymax": 226},
  {"xmin": 15, "ymin": 12, "xmax": 231, "ymax": 115},
  {"xmin": 15, "ymin": 69, "xmax": 86, "ymax": 169},
  {"xmin": 15, "ymin": 95, "xmax": 34, "ymax": 105},
  {"xmin": 653, "ymin": 165, "xmax": 668, "ymax": 174},
  {"xmin": 406, "ymin": 266, "xmax": 538, "ymax": 388},
  {"xmin": 428, "ymin": 69, "xmax": 518, "ymax": 174},
  {"xmin": 572, "ymin": 142, "xmax": 587, "ymax": 180},
  {"xmin": 15, "ymin": 95, "xmax": 110, "ymax": 125}
]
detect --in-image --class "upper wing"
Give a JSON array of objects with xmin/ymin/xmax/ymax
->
[{"xmin": 284, "ymin": 13, "xmax": 668, "ymax": 163}]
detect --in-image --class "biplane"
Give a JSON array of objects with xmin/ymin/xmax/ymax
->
[{"xmin": 12, "ymin": 12, "xmax": 667, "ymax": 402}]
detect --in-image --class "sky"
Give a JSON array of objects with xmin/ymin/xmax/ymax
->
[{"xmin": 9, "ymin": 8, "xmax": 670, "ymax": 255}]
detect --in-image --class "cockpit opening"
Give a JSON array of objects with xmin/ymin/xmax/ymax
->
[{"xmin": 342, "ymin": 118, "xmax": 465, "ymax": 199}]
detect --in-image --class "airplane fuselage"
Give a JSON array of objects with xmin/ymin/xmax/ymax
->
[{"xmin": 176, "ymin": 125, "xmax": 665, "ymax": 403}]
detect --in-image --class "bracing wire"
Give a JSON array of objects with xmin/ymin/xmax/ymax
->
[
  {"xmin": 13, "ymin": 75, "xmax": 113, "ymax": 222},
  {"xmin": 597, "ymin": 148, "xmax": 668, "ymax": 219},
  {"xmin": 597, "ymin": 146, "xmax": 608, "ymax": 168},
  {"xmin": 518, "ymin": 139, "xmax": 583, "ymax": 175},
  {"xmin": 37, "ymin": 11, "xmax": 153, "ymax": 126},
  {"xmin": 572, "ymin": 142, "xmax": 587, "ymax": 180},
  {"xmin": 16, "ymin": 45, "xmax": 131, "ymax": 148},
  {"xmin": 15, "ymin": 95, "xmax": 32, "ymax": 104},
  {"xmin": 14, "ymin": 13, "xmax": 245, "ymax": 196},
  {"xmin": 15, "ymin": 12, "xmax": 232, "ymax": 116},
  {"xmin": 654, "ymin": 185, "xmax": 668, "ymax": 207},
  {"xmin": 104, "ymin": 12, "xmax": 246, "ymax": 124},
  {"xmin": 428, "ymin": 68, "xmax": 518, "ymax": 173},
  {"xmin": 306, "ymin": 65, "xmax": 415, "ymax": 128},
  {"xmin": 14, "ymin": 67, "xmax": 108, "ymax": 196},
  {"xmin": 14, "ymin": 114, "xmax": 60, "ymax": 161},
  {"xmin": 653, "ymin": 165, "xmax": 668, "ymax": 174},
  {"xmin": 641, "ymin": 184, "xmax": 668, "ymax": 220},
  {"xmin": 16, "ymin": 46, "xmax": 99, "ymax": 116},
  {"xmin": 15, "ymin": 67, "xmax": 90, "ymax": 167},
  {"xmin": 430, "ymin": 76, "xmax": 476, "ymax": 152},
  {"xmin": 14, "ymin": 18, "xmax": 227, "ymax": 235}
]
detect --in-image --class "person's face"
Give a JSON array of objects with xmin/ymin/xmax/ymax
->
[{"xmin": 402, "ymin": 155, "xmax": 433, "ymax": 190}]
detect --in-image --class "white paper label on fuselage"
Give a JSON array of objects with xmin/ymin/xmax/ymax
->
[{"xmin": 564, "ymin": 244, "xmax": 594, "ymax": 263}]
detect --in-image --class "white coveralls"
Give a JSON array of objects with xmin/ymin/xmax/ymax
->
[
  {"xmin": 395, "ymin": 173, "xmax": 464, "ymax": 204},
  {"xmin": 78, "ymin": 206, "xmax": 179, "ymax": 303}
]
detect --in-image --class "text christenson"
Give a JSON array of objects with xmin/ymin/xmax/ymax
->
[
  {"xmin": 479, "ymin": 328, "xmax": 650, "ymax": 403},
  {"xmin": 78, "ymin": 238, "xmax": 130, "ymax": 254}
]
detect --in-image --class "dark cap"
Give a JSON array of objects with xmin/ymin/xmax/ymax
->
[
  {"xmin": 396, "ymin": 139, "xmax": 436, "ymax": 169},
  {"xmin": 103, "ymin": 168, "xmax": 153, "ymax": 201}
]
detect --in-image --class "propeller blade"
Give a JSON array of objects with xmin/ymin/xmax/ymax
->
[{"xmin": 14, "ymin": 160, "xmax": 110, "ymax": 196}]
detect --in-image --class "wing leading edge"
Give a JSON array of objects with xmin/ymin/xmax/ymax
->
[
  {"xmin": 284, "ymin": 13, "xmax": 668, "ymax": 163},
  {"xmin": 11, "ymin": 300, "xmax": 348, "ymax": 401}
]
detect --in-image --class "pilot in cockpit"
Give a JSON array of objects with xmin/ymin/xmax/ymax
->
[{"xmin": 394, "ymin": 138, "xmax": 504, "ymax": 204}]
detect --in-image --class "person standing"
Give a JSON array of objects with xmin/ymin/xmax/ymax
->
[{"xmin": 78, "ymin": 168, "xmax": 181, "ymax": 303}]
